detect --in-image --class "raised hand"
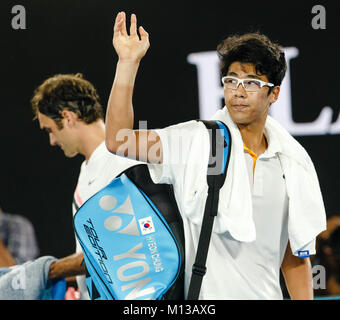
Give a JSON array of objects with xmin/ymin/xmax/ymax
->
[
  {"xmin": 113, "ymin": 12, "xmax": 150, "ymax": 63},
  {"xmin": 106, "ymin": 11, "xmax": 163, "ymax": 164}
]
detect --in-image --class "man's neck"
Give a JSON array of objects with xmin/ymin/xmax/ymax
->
[
  {"xmin": 238, "ymin": 121, "xmax": 267, "ymax": 156},
  {"xmin": 77, "ymin": 120, "xmax": 106, "ymax": 163}
]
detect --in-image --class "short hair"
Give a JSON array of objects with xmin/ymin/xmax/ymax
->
[
  {"xmin": 217, "ymin": 32, "xmax": 287, "ymax": 87},
  {"xmin": 31, "ymin": 73, "xmax": 104, "ymax": 128},
  {"xmin": 328, "ymin": 226, "xmax": 340, "ymax": 256}
]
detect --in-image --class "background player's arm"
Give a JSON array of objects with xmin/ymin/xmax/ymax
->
[
  {"xmin": 0, "ymin": 239, "xmax": 16, "ymax": 267},
  {"xmin": 48, "ymin": 252, "xmax": 86, "ymax": 279},
  {"xmin": 281, "ymin": 242, "xmax": 314, "ymax": 300},
  {"xmin": 105, "ymin": 12, "xmax": 162, "ymax": 164}
]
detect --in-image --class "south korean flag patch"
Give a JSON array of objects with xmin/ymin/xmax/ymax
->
[{"xmin": 138, "ymin": 216, "xmax": 155, "ymax": 235}]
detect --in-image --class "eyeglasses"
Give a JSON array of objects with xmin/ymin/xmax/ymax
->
[{"xmin": 221, "ymin": 76, "xmax": 274, "ymax": 92}]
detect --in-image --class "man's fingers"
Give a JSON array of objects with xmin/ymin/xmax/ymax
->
[
  {"xmin": 130, "ymin": 13, "xmax": 137, "ymax": 36},
  {"xmin": 114, "ymin": 11, "xmax": 122, "ymax": 23},
  {"xmin": 113, "ymin": 12, "xmax": 149, "ymax": 56},
  {"xmin": 113, "ymin": 12, "xmax": 124, "ymax": 35},
  {"xmin": 114, "ymin": 19, "xmax": 123, "ymax": 35},
  {"xmin": 116, "ymin": 11, "xmax": 127, "ymax": 36},
  {"xmin": 139, "ymin": 26, "xmax": 149, "ymax": 41}
]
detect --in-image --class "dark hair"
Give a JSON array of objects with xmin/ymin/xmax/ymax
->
[
  {"xmin": 31, "ymin": 73, "xmax": 104, "ymax": 128},
  {"xmin": 328, "ymin": 226, "xmax": 340, "ymax": 255},
  {"xmin": 217, "ymin": 32, "xmax": 287, "ymax": 87}
]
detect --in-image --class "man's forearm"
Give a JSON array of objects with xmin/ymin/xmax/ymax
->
[
  {"xmin": 105, "ymin": 60, "xmax": 140, "ymax": 153},
  {"xmin": 283, "ymin": 260, "xmax": 314, "ymax": 299},
  {"xmin": 106, "ymin": 12, "xmax": 150, "ymax": 154},
  {"xmin": 0, "ymin": 239, "xmax": 16, "ymax": 267},
  {"xmin": 48, "ymin": 253, "xmax": 86, "ymax": 279},
  {"xmin": 281, "ymin": 243, "xmax": 314, "ymax": 300}
]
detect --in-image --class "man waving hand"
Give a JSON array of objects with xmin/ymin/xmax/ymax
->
[{"xmin": 105, "ymin": 12, "xmax": 326, "ymax": 300}]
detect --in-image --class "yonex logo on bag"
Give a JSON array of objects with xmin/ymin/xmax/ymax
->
[
  {"xmin": 114, "ymin": 243, "xmax": 156, "ymax": 300},
  {"xmin": 99, "ymin": 195, "xmax": 141, "ymax": 236},
  {"xmin": 97, "ymin": 194, "xmax": 158, "ymax": 299}
]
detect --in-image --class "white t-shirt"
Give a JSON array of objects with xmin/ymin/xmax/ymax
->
[
  {"xmin": 149, "ymin": 121, "xmax": 313, "ymax": 300},
  {"xmin": 72, "ymin": 141, "xmax": 139, "ymax": 299}
]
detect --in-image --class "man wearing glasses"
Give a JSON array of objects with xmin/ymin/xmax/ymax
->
[{"xmin": 105, "ymin": 12, "xmax": 326, "ymax": 299}]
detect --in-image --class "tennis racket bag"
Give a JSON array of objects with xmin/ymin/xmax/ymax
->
[
  {"xmin": 73, "ymin": 120, "xmax": 231, "ymax": 300},
  {"xmin": 74, "ymin": 164, "xmax": 185, "ymax": 300}
]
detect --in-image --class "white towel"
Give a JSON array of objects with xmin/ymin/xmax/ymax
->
[
  {"xmin": 0, "ymin": 256, "xmax": 57, "ymax": 299},
  {"xmin": 211, "ymin": 106, "xmax": 327, "ymax": 256}
]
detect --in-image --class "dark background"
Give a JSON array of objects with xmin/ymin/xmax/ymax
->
[{"xmin": 0, "ymin": 0, "xmax": 338, "ymax": 260}]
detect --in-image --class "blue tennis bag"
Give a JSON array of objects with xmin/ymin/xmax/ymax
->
[
  {"xmin": 73, "ymin": 120, "xmax": 231, "ymax": 300},
  {"xmin": 74, "ymin": 164, "xmax": 185, "ymax": 300}
]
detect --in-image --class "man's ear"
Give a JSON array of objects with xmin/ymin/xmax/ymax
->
[
  {"xmin": 269, "ymin": 86, "xmax": 280, "ymax": 104},
  {"xmin": 60, "ymin": 109, "xmax": 78, "ymax": 127}
]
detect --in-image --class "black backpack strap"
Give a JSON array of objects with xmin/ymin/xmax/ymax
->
[
  {"xmin": 187, "ymin": 120, "xmax": 231, "ymax": 300},
  {"xmin": 73, "ymin": 194, "xmax": 80, "ymax": 212}
]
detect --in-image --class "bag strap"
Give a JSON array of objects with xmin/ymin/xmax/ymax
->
[{"xmin": 187, "ymin": 120, "xmax": 231, "ymax": 300}]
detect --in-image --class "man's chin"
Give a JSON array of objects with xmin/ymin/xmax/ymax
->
[
  {"xmin": 228, "ymin": 112, "xmax": 252, "ymax": 126},
  {"xmin": 63, "ymin": 151, "xmax": 78, "ymax": 158}
]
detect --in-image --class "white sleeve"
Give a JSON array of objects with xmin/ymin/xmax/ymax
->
[
  {"xmin": 148, "ymin": 127, "xmax": 173, "ymax": 185},
  {"xmin": 105, "ymin": 154, "xmax": 141, "ymax": 179},
  {"xmin": 294, "ymin": 239, "xmax": 316, "ymax": 257},
  {"xmin": 148, "ymin": 120, "xmax": 207, "ymax": 186}
]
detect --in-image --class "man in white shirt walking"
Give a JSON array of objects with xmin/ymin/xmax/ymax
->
[
  {"xmin": 104, "ymin": 12, "xmax": 326, "ymax": 299},
  {"xmin": 31, "ymin": 73, "xmax": 138, "ymax": 299}
]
